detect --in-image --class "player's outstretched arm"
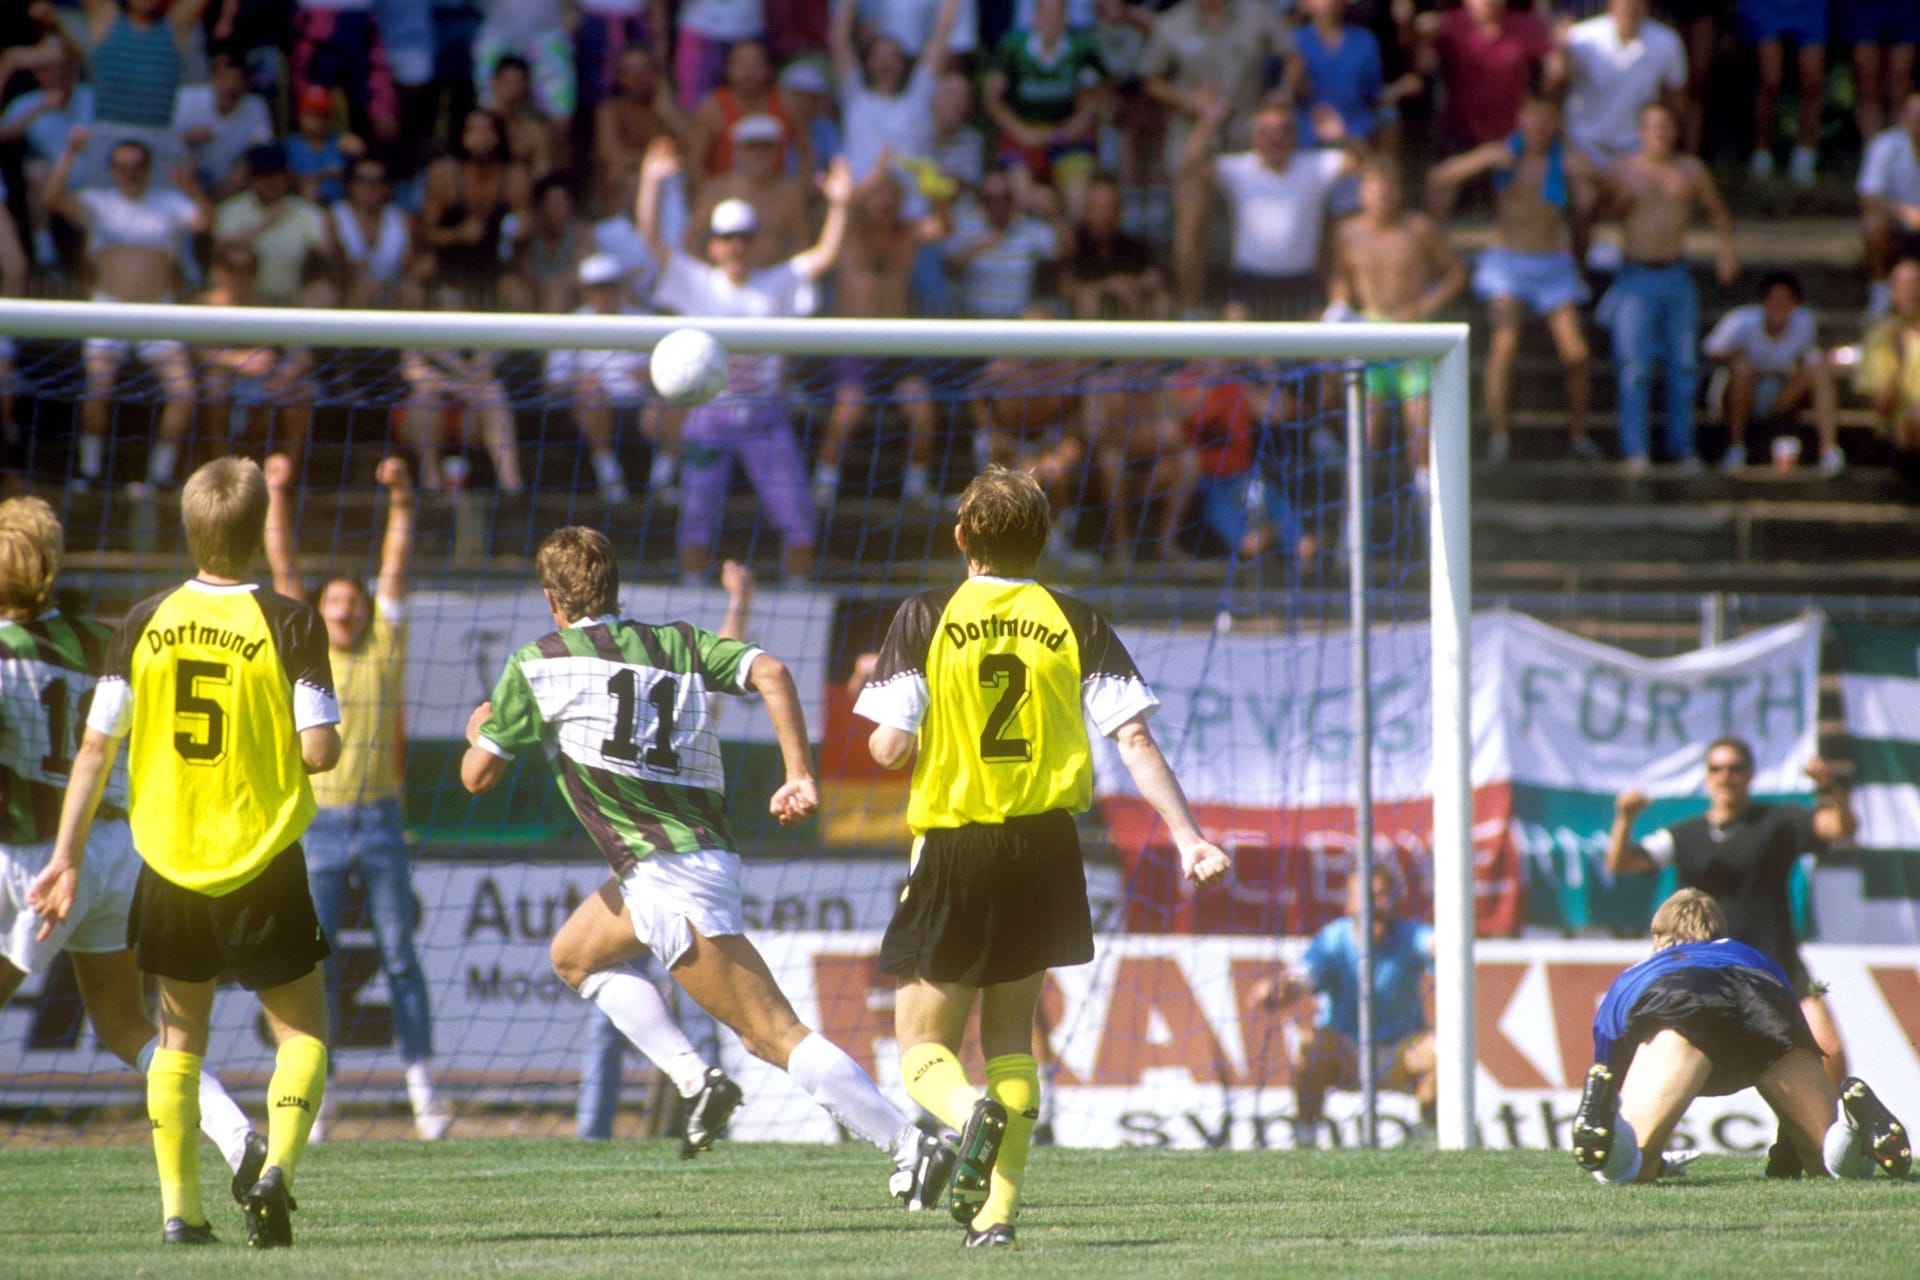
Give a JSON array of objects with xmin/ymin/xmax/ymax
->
[
  {"xmin": 1606, "ymin": 789, "xmax": 1654, "ymax": 874},
  {"xmin": 747, "ymin": 653, "xmax": 818, "ymax": 825},
  {"xmin": 263, "ymin": 453, "xmax": 304, "ymax": 601},
  {"xmin": 718, "ymin": 560, "xmax": 753, "ymax": 642},
  {"xmin": 29, "ymin": 728, "xmax": 122, "ymax": 939},
  {"xmin": 374, "ymin": 456, "xmax": 414, "ymax": 605},
  {"xmin": 1110, "ymin": 715, "xmax": 1229, "ymax": 886}
]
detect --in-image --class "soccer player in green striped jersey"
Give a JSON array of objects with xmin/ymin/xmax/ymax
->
[
  {"xmin": 461, "ymin": 527, "xmax": 954, "ymax": 1203},
  {"xmin": 0, "ymin": 497, "xmax": 264, "ymax": 1239}
]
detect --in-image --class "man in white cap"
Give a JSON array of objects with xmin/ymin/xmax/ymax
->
[
  {"xmin": 543, "ymin": 252, "xmax": 649, "ymax": 502},
  {"xmin": 687, "ymin": 113, "xmax": 810, "ymax": 268}
]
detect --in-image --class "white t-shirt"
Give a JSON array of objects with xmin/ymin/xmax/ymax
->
[
  {"xmin": 331, "ymin": 201, "xmax": 410, "ymax": 285},
  {"xmin": 653, "ymin": 251, "xmax": 812, "ymax": 392},
  {"xmin": 172, "ymin": 87, "xmax": 275, "ymax": 190},
  {"xmin": 840, "ymin": 57, "xmax": 942, "ymax": 182},
  {"xmin": 679, "ymin": 0, "xmax": 765, "ymax": 40},
  {"xmin": 547, "ymin": 304, "xmax": 652, "ymax": 400},
  {"xmin": 1214, "ymin": 147, "xmax": 1346, "ymax": 277},
  {"xmin": 1858, "ymin": 126, "xmax": 1920, "ymax": 208},
  {"xmin": 1564, "ymin": 15, "xmax": 1686, "ymax": 160},
  {"xmin": 75, "ymin": 186, "xmax": 199, "ymax": 257},
  {"xmin": 1703, "ymin": 304, "xmax": 1820, "ymax": 374}
]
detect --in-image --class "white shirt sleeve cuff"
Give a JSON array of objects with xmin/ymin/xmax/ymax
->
[{"xmin": 475, "ymin": 735, "xmax": 514, "ymax": 761}]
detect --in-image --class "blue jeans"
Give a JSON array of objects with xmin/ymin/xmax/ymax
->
[
  {"xmin": 1602, "ymin": 263, "xmax": 1699, "ymax": 461},
  {"xmin": 306, "ymin": 797, "xmax": 434, "ymax": 1065}
]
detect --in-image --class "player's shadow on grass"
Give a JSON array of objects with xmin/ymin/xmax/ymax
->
[{"xmin": 476, "ymin": 1222, "xmax": 924, "ymax": 1245}]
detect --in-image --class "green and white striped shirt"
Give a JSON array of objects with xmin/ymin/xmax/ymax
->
[{"xmin": 0, "ymin": 611, "xmax": 128, "ymax": 844}]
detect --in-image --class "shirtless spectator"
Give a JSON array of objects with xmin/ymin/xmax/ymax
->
[
  {"xmin": 943, "ymin": 165, "xmax": 1067, "ymax": 319},
  {"xmin": 1427, "ymin": 96, "xmax": 1596, "ymax": 464},
  {"xmin": 1084, "ymin": 361, "xmax": 1199, "ymax": 564},
  {"xmin": 46, "ymin": 130, "xmax": 206, "ymax": 493},
  {"xmin": 520, "ymin": 175, "xmax": 587, "ymax": 314},
  {"xmin": 832, "ymin": 0, "xmax": 961, "ymax": 190},
  {"xmin": 593, "ymin": 45, "xmax": 685, "ymax": 212},
  {"xmin": 332, "ymin": 156, "xmax": 414, "ymax": 308},
  {"xmin": 487, "ymin": 53, "xmax": 558, "ymax": 179},
  {"xmin": 1737, "ymin": 0, "xmax": 1825, "ymax": 187},
  {"xmin": 214, "ymin": 143, "xmax": 338, "ymax": 308},
  {"xmin": 1063, "ymin": 172, "xmax": 1166, "ymax": 319},
  {"xmin": 1593, "ymin": 102, "xmax": 1738, "ymax": 474},
  {"xmin": 1860, "ymin": 94, "xmax": 1920, "ymax": 318},
  {"xmin": 1420, "ymin": 0, "xmax": 1560, "ymax": 152},
  {"xmin": 970, "ymin": 316, "xmax": 1093, "ymax": 561},
  {"xmin": 689, "ymin": 40, "xmax": 808, "ymax": 188},
  {"xmin": 173, "ymin": 45, "xmax": 274, "ymax": 199},
  {"xmin": 1703, "ymin": 271, "xmax": 1843, "ymax": 475},
  {"xmin": 1330, "ymin": 159, "xmax": 1468, "ymax": 486},
  {"xmin": 814, "ymin": 170, "xmax": 950, "ymax": 509},
  {"xmin": 1141, "ymin": 0, "xmax": 1296, "ymax": 307},
  {"xmin": 685, "ymin": 115, "xmax": 811, "ymax": 269},
  {"xmin": 1846, "ymin": 3, "xmax": 1917, "ymax": 146},
  {"xmin": 984, "ymin": 0, "xmax": 1108, "ymax": 218},
  {"xmin": 1183, "ymin": 91, "xmax": 1356, "ymax": 321},
  {"xmin": 196, "ymin": 242, "xmax": 316, "ymax": 477},
  {"xmin": 1562, "ymin": 0, "xmax": 1686, "ymax": 268},
  {"xmin": 543, "ymin": 254, "xmax": 645, "ymax": 502},
  {"xmin": 1853, "ymin": 257, "xmax": 1920, "ymax": 481},
  {"xmin": 398, "ymin": 336, "xmax": 526, "ymax": 494}
]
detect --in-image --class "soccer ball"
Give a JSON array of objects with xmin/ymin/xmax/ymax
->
[{"xmin": 649, "ymin": 327, "xmax": 730, "ymax": 407}]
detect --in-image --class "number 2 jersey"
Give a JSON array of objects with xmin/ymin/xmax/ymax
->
[
  {"xmin": 854, "ymin": 576, "xmax": 1158, "ymax": 834},
  {"xmin": 87, "ymin": 580, "xmax": 339, "ymax": 895},
  {"xmin": 475, "ymin": 616, "xmax": 759, "ymax": 875},
  {"xmin": 0, "ymin": 611, "xmax": 129, "ymax": 845}
]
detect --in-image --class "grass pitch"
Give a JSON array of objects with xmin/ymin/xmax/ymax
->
[{"xmin": 2, "ymin": 1140, "xmax": 1914, "ymax": 1279}]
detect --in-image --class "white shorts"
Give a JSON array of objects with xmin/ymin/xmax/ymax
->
[
  {"xmin": 616, "ymin": 847, "xmax": 745, "ymax": 969},
  {"xmin": 83, "ymin": 294, "xmax": 187, "ymax": 368},
  {"xmin": 0, "ymin": 820, "xmax": 139, "ymax": 975}
]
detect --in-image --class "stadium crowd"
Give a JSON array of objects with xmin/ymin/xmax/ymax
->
[{"xmin": 0, "ymin": 0, "xmax": 1918, "ymax": 527}]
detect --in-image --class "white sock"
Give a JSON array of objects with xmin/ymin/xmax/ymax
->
[
  {"xmin": 138, "ymin": 1036, "xmax": 253, "ymax": 1172},
  {"xmin": 812, "ymin": 462, "xmax": 838, "ymax": 490},
  {"xmin": 591, "ymin": 448, "xmax": 624, "ymax": 488},
  {"xmin": 1824, "ymin": 1118, "xmax": 1873, "ymax": 1179},
  {"xmin": 784, "ymin": 1031, "xmax": 910, "ymax": 1152},
  {"xmin": 147, "ymin": 440, "xmax": 178, "ymax": 487},
  {"xmin": 1593, "ymin": 1117, "xmax": 1642, "ymax": 1185},
  {"xmin": 78, "ymin": 435, "xmax": 104, "ymax": 479},
  {"xmin": 577, "ymin": 970, "xmax": 710, "ymax": 1098},
  {"xmin": 649, "ymin": 452, "xmax": 676, "ymax": 487},
  {"xmin": 902, "ymin": 463, "xmax": 929, "ymax": 498},
  {"xmin": 405, "ymin": 1060, "xmax": 441, "ymax": 1115}
]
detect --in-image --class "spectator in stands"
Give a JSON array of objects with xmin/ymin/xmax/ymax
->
[
  {"xmin": 1562, "ymin": 0, "xmax": 1686, "ymax": 268},
  {"xmin": 777, "ymin": 58, "xmax": 841, "ymax": 178},
  {"xmin": 287, "ymin": 84, "xmax": 354, "ymax": 207},
  {"xmin": 1660, "ymin": 0, "xmax": 1723, "ymax": 158},
  {"xmin": 1089, "ymin": 0, "xmax": 1159, "ymax": 190},
  {"xmin": 1420, "ymin": 0, "xmax": 1560, "ymax": 153},
  {"xmin": 421, "ymin": 108, "xmax": 531, "ymax": 310},
  {"xmin": 215, "ymin": 144, "xmax": 338, "ymax": 309},
  {"xmin": 943, "ymin": 164, "xmax": 1068, "ymax": 319},
  {"xmin": 0, "ymin": 56, "xmax": 94, "ymax": 267},
  {"xmin": 832, "ymin": 0, "xmax": 961, "ymax": 190},
  {"xmin": 1294, "ymin": 0, "xmax": 1395, "ymax": 151},
  {"xmin": 983, "ymin": 0, "xmax": 1109, "ymax": 218},
  {"xmin": 1247, "ymin": 862, "xmax": 1436, "ymax": 1147},
  {"xmin": 1846, "ymin": 4, "xmax": 1917, "ymax": 147},
  {"xmin": 174, "ymin": 45, "xmax": 275, "ymax": 199},
  {"xmin": 690, "ymin": 40, "xmax": 807, "ymax": 187},
  {"xmin": 541, "ymin": 254, "xmax": 645, "ymax": 502},
  {"xmin": 814, "ymin": 168, "xmax": 951, "ymax": 508},
  {"xmin": 1063, "ymin": 171, "xmax": 1166, "ymax": 319},
  {"xmin": 970, "ymin": 314, "xmax": 1093, "ymax": 561},
  {"xmin": 1427, "ymin": 95, "xmax": 1597, "ymax": 464},
  {"xmin": 1738, "ymin": 0, "xmax": 1826, "ymax": 187},
  {"xmin": 47, "ymin": 130, "xmax": 206, "ymax": 493},
  {"xmin": 1594, "ymin": 102, "xmax": 1738, "ymax": 474},
  {"xmin": 576, "ymin": 0, "xmax": 668, "ymax": 119},
  {"xmin": 638, "ymin": 137, "xmax": 853, "ymax": 583},
  {"xmin": 398, "ymin": 338, "xmax": 526, "ymax": 493},
  {"xmin": 1704, "ymin": 270, "xmax": 1844, "ymax": 475},
  {"xmin": 520, "ymin": 174, "xmax": 587, "ymax": 313},
  {"xmin": 487, "ymin": 53, "xmax": 559, "ymax": 179},
  {"xmin": 474, "ymin": 0, "xmax": 577, "ymax": 146},
  {"xmin": 1856, "ymin": 257, "xmax": 1920, "ymax": 479},
  {"xmin": 371, "ymin": 0, "xmax": 438, "ymax": 167},
  {"xmin": 291, "ymin": 0, "xmax": 400, "ymax": 149},
  {"xmin": 674, "ymin": 0, "xmax": 770, "ymax": 112},
  {"xmin": 80, "ymin": 0, "xmax": 208, "ymax": 179},
  {"xmin": 0, "ymin": 0, "xmax": 81, "ymax": 88},
  {"xmin": 1331, "ymin": 158, "xmax": 1469, "ymax": 488},
  {"xmin": 1085, "ymin": 364, "xmax": 1198, "ymax": 563},
  {"xmin": 593, "ymin": 45, "xmax": 686, "ymax": 212},
  {"xmin": 685, "ymin": 115, "xmax": 811, "ymax": 269},
  {"xmin": 930, "ymin": 72, "xmax": 986, "ymax": 190},
  {"xmin": 331, "ymin": 155, "xmax": 414, "ymax": 309},
  {"xmin": 1140, "ymin": 0, "xmax": 1297, "ymax": 308},
  {"xmin": 1181, "ymin": 91, "xmax": 1356, "ymax": 322},
  {"xmin": 196, "ymin": 242, "xmax": 316, "ymax": 476},
  {"xmin": 1860, "ymin": 93, "xmax": 1920, "ymax": 318}
]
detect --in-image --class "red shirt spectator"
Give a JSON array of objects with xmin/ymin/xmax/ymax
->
[
  {"xmin": 1177, "ymin": 375, "xmax": 1256, "ymax": 478},
  {"xmin": 1429, "ymin": 0, "xmax": 1556, "ymax": 149}
]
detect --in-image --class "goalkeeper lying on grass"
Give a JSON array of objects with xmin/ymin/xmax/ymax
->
[{"xmin": 1574, "ymin": 888, "xmax": 1911, "ymax": 1185}]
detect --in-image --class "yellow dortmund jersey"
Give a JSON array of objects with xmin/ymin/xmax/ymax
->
[
  {"xmin": 87, "ymin": 579, "xmax": 340, "ymax": 895},
  {"xmin": 853, "ymin": 575, "xmax": 1158, "ymax": 833},
  {"xmin": 311, "ymin": 595, "xmax": 404, "ymax": 808}
]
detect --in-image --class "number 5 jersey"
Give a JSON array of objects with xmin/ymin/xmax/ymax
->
[
  {"xmin": 854, "ymin": 576, "xmax": 1158, "ymax": 834},
  {"xmin": 89, "ymin": 580, "xmax": 339, "ymax": 894},
  {"xmin": 474, "ymin": 617, "xmax": 758, "ymax": 874}
]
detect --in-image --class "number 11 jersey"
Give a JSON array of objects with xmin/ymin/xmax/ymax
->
[
  {"xmin": 475, "ymin": 617, "xmax": 759, "ymax": 874},
  {"xmin": 855, "ymin": 576, "xmax": 1158, "ymax": 834}
]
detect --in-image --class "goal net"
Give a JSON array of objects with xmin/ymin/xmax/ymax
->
[{"xmin": 0, "ymin": 302, "xmax": 1472, "ymax": 1152}]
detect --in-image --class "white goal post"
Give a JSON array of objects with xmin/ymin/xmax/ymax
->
[{"xmin": 0, "ymin": 300, "xmax": 1476, "ymax": 1149}]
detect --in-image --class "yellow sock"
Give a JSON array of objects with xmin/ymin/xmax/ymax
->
[
  {"xmin": 266, "ymin": 1035, "xmax": 328, "ymax": 1186},
  {"xmin": 900, "ymin": 1041, "xmax": 978, "ymax": 1133},
  {"xmin": 977, "ymin": 1053, "xmax": 1039, "ymax": 1229},
  {"xmin": 147, "ymin": 1048, "xmax": 204, "ymax": 1225}
]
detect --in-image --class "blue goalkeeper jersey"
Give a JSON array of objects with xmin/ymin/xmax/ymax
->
[{"xmin": 1590, "ymin": 939, "xmax": 1793, "ymax": 1067}]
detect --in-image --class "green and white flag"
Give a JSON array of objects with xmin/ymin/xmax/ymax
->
[{"xmin": 1831, "ymin": 621, "xmax": 1920, "ymax": 941}]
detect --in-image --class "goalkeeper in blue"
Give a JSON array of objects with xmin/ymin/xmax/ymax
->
[
  {"xmin": 460, "ymin": 527, "xmax": 953, "ymax": 1205},
  {"xmin": 1575, "ymin": 887, "xmax": 1910, "ymax": 1185}
]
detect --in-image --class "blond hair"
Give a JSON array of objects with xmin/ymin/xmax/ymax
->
[
  {"xmin": 1650, "ymin": 888, "xmax": 1725, "ymax": 949},
  {"xmin": 181, "ymin": 457, "xmax": 269, "ymax": 578},
  {"xmin": 0, "ymin": 497, "xmax": 63, "ymax": 621},
  {"xmin": 536, "ymin": 527, "xmax": 619, "ymax": 622},
  {"xmin": 957, "ymin": 466, "xmax": 1050, "ymax": 576}
]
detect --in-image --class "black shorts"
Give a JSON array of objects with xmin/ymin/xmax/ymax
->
[
  {"xmin": 878, "ymin": 809, "xmax": 1094, "ymax": 987},
  {"xmin": 1229, "ymin": 271, "xmax": 1325, "ymax": 322},
  {"xmin": 1619, "ymin": 965, "xmax": 1819, "ymax": 1097},
  {"xmin": 128, "ymin": 841, "xmax": 330, "ymax": 991}
]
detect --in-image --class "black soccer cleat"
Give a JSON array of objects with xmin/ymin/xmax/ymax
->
[
  {"xmin": 1841, "ymin": 1076, "xmax": 1913, "ymax": 1180},
  {"xmin": 162, "ymin": 1217, "xmax": 217, "ymax": 1246},
  {"xmin": 1764, "ymin": 1135, "xmax": 1804, "ymax": 1179},
  {"xmin": 681, "ymin": 1068, "xmax": 744, "ymax": 1160},
  {"xmin": 1572, "ymin": 1063, "xmax": 1619, "ymax": 1173},
  {"xmin": 949, "ymin": 1098, "xmax": 1009, "ymax": 1226},
  {"xmin": 898, "ymin": 1130, "xmax": 958, "ymax": 1211},
  {"xmin": 231, "ymin": 1130, "xmax": 268, "ymax": 1206},
  {"xmin": 964, "ymin": 1223, "xmax": 1018, "ymax": 1249},
  {"xmin": 243, "ymin": 1166, "xmax": 297, "ymax": 1249}
]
